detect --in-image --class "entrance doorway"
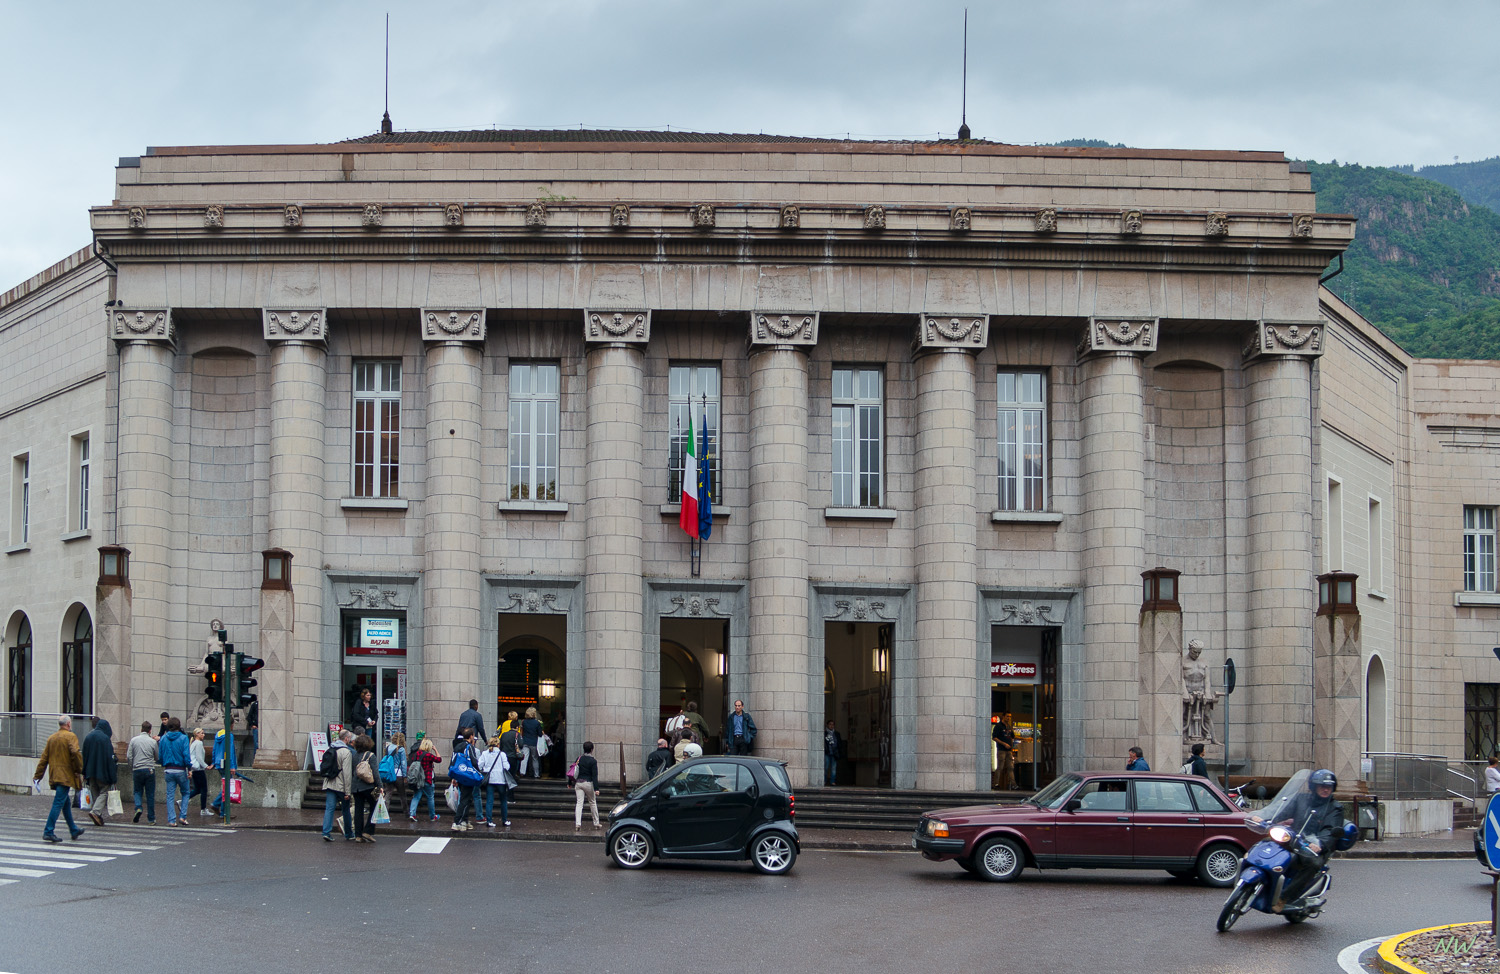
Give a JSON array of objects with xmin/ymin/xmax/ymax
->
[
  {"xmin": 341, "ymin": 613, "xmax": 407, "ymax": 738},
  {"xmin": 991, "ymin": 626, "xmax": 1058, "ymax": 790},
  {"xmin": 660, "ymin": 618, "xmax": 727, "ymax": 751},
  {"xmin": 497, "ymin": 612, "xmax": 567, "ymax": 776},
  {"xmin": 823, "ymin": 621, "xmax": 892, "ymax": 787}
]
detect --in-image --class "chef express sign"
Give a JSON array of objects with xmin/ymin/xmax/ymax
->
[
  {"xmin": 990, "ymin": 661, "xmax": 1038, "ymax": 681},
  {"xmin": 354, "ymin": 617, "xmax": 402, "ymax": 656}
]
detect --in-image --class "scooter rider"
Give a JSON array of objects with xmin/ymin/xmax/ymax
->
[{"xmin": 1269, "ymin": 769, "xmax": 1344, "ymax": 900}]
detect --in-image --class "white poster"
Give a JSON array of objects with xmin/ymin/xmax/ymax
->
[{"xmin": 307, "ymin": 731, "xmax": 330, "ymax": 770}]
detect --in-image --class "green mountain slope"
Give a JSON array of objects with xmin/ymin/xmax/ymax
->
[
  {"xmin": 1309, "ymin": 161, "xmax": 1500, "ymax": 359},
  {"xmin": 1393, "ymin": 157, "xmax": 1500, "ymax": 216}
]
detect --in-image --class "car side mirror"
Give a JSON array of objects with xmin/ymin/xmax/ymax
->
[{"xmin": 1064, "ymin": 799, "xmax": 1082, "ymax": 813}]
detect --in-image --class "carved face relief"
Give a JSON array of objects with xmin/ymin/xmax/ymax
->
[
  {"xmin": 204, "ymin": 205, "xmax": 224, "ymax": 229},
  {"xmin": 444, "ymin": 203, "xmax": 464, "ymax": 227},
  {"xmin": 1121, "ymin": 209, "xmax": 1143, "ymax": 234},
  {"xmin": 526, "ymin": 202, "xmax": 547, "ymax": 228},
  {"xmin": 950, "ymin": 207, "xmax": 972, "ymax": 232},
  {"xmin": 1033, "ymin": 208, "xmax": 1057, "ymax": 233},
  {"xmin": 1205, "ymin": 212, "xmax": 1229, "ymax": 236},
  {"xmin": 863, "ymin": 205, "xmax": 886, "ymax": 230},
  {"xmin": 1292, "ymin": 214, "xmax": 1315, "ymax": 238},
  {"xmin": 780, "ymin": 204, "xmax": 800, "ymax": 229},
  {"xmin": 693, "ymin": 203, "xmax": 715, "ymax": 228},
  {"xmin": 283, "ymin": 204, "xmax": 303, "ymax": 228},
  {"xmin": 362, "ymin": 204, "xmax": 383, "ymax": 228},
  {"xmin": 127, "ymin": 207, "xmax": 146, "ymax": 229},
  {"xmin": 611, "ymin": 203, "xmax": 630, "ymax": 227}
]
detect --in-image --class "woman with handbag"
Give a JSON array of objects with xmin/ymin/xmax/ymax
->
[
  {"xmin": 351, "ymin": 734, "xmax": 382, "ymax": 843},
  {"xmin": 572, "ymin": 741, "xmax": 600, "ymax": 831},
  {"xmin": 479, "ymin": 736, "xmax": 511, "ymax": 828},
  {"xmin": 407, "ymin": 737, "xmax": 442, "ymax": 822}
]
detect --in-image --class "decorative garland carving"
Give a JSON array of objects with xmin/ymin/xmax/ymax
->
[
  {"xmin": 1243, "ymin": 321, "xmax": 1324, "ymax": 360},
  {"xmin": 996, "ymin": 599, "xmax": 1060, "ymax": 625},
  {"xmin": 504, "ymin": 590, "xmax": 560, "ymax": 613},
  {"xmin": 667, "ymin": 594, "xmax": 725, "ymax": 617},
  {"xmin": 340, "ymin": 588, "xmax": 406, "ymax": 610},
  {"xmin": 586, "ymin": 311, "xmax": 649, "ymax": 342},
  {"xmin": 268, "ymin": 310, "xmax": 317, "ymax": 334},
  {"xmin": 919, "ymin": 314, "xmax": 988, "ymax": 349},
  {"xmin": 754, "ymin": 313, "xmax": 815, "ymax": 342},
  {"xmin": 830, "ymin": 597, "xmax": 891, "ymax": 621},
  {"xmin": 1034, "ymin": 208, "xmax": 1057, "ymax": 233},
  {"xmin": 1078, "ymin": 317, "xmax": 1158, "ymax": 357},
  {"xmin": 420, "ymin": 309, "xmax": 485, "ymax": 341},
  {"xmin": 428, "ymin": 311, "xmax": 481, "ymax": 335},
  {"xmin": 115, "ymin": 310, "xmax": 167, "ymax": 335}
]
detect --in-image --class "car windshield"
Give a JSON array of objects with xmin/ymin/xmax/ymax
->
[
  {"xmin": 1027, "ymin": 774, "xmax": 1082, "ymax": 809},
  {"xmin": 629, "ymin": 763, "xmax": 679, "ymax": 799}
]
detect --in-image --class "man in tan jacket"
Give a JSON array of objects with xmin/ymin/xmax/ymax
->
[{"xmin": 34, "ymin": 716, "xmax": 85, "ymax": 843}]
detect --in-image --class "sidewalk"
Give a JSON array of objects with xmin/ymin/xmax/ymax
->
[{"xmin": 0, "ymin": 792, "xmax": 1476, "ymax": 857}]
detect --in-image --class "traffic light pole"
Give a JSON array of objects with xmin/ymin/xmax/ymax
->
[{"xmin": 222, "ymin": 647, "xmax": 235, "ymax": 826}]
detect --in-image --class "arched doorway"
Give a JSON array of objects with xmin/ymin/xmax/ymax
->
[
  {"xmin": 498, "ymin": 635, "xmax": 566, "ymax": 775},
  {"xmin": 61, "ymin": 605, "xmax": 93, "ymax": 716},
  {"xmin": 6, "ymin": 613, "xmax": 31, "ymax": 712},
  {"xmin": 1365, "ymin": 655, "xmax": 1388, "ymax": 753},
  {"xmin": 658, "ymin": 619, "xmax": 726, "ymax": 751}
]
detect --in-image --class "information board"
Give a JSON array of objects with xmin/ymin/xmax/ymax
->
[{"xmin": 306, "ymin": 731, "xmax": 330, "ymax": 770}]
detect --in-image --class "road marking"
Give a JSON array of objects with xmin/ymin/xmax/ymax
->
[
  {"xmin": 0, "ymin": 866, "xmax": 52, "ymax": 879},
  {"xmin": 0, "ymin": 846, "xmax": 117, "ymax": 863},
  {"xmin": 405, "ymin": 837, "xmax": 450, "ymax": 854},
  {"xmin": 0, "ymin": 855, "xmax": 88, "ymax": 869},
  {"xmin": 0, "ymin": 837, "xmax": 145, "ymax": 855},
  {"xmin": 1338, "ymin": 936, "xmax": 1386, "ymax": 973}
]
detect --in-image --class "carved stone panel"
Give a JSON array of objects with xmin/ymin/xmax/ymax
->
[
  {"xmin": 526, "ymin": 202, "xmax": 547, "ymax": 228},
  {"xmin": 444, "ymin": 203, "xmax": 464, "ymax": 227},
  {"xmin": 1120, "ymin": 209, "xmax": 1144, "ymax": 235},
  {"xmin": 422, "ymin": 309, "xmax": 487, "ymax": 343},
  {"xmin": 109, "ymin": 308, "xmax": 174, "ymax": 343},
  {"xmin": 611, "ymin": 203, "xmax": 630, "ymax": 228},
  {"xmin": 1205, "ymin": 212, "xmax": 1230, "ymax": 236},
  {"xmin": 749, "ymin": 311, "xmax": 819, "ymax": 348},
  {"xmin": 361, "ymin": 204, "xmax": 383, "ymax": 228},
  {"xmin": 916, "ymin": 313, "xmax": 988, "ymax": 351},
  {"xmin": 692, "ymin": 203, "xmax": 715, "ymax": 228},
  {"xmin": 204, "ymin": 205, "xmax": 224, "ymax": 229},
  {"xmin": 127, "ymin": 207, "xmax": 146, "ymax": 230},
  {"xmin": 584, "ymin": 309, "xmax": 651, "ymax": 344},
  {"xmin": 1077, "ymin": 317, "xmax": 1159, "ymax": 358},
  {"xmin": 1242, "ymin": 320, "xmax": 1324, "ymax": 361},
  {"xmin": 1291, "ymin": 213, "xmax": 1315, "ymax": 238},
  {"xmin": 263, "ymin": 308, "xmax": 328, "ymax": 344},
  {"xmin": 780, "ymin": 205, "xmax": 800, "ymax": 229},
  {"xmin": 863, "ymin": 205, "xmax": 886, "ymax": 230},
  {"xmin": 1034, "ymin": 208, "xmax": 1057, "ymax": 233},
  {"xmin": 994, "ymin": 598, "xmax": 1067, "ymax": 626},
  {"xmin": 283, "ymin": 204, "xmax": 303, "ymax": 229},
  {"xmin": 950, "ymin": 207, "xmax": 972, "ymax": 232}
]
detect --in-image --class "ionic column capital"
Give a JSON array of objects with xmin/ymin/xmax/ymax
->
[
  {"xmin": 1077, "ymin": 316, "xmax": 1158, "ymax": 360},
  {"xmin": 421, "ymin": 308, "xmax": 486, "ymax": 344},
  {"xmin": 1242, "ymin": 319, "xmax": 1324, "ymax": 362},
  {"xmin": 748, "ymin": 311, "xmax": 818, "ymax": 350},
  {"xmin": 583, "ymin": 309, "xmax": 651, "ymax": 346},
  {"xmin": 914, "ymin": 313, "xmax": 988, "ymax": 354},
  {"xmin": 262, "ymin": 308, "xmax": 328, "ymax": 346},
  {"xmin": 109, "ymin": 307, "xmax": 175, "ymax": 347}
]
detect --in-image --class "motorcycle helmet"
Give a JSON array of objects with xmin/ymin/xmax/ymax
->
[{"xmin": 1309, "ymin": 769, "xmax": 1337, "ymax": 791}]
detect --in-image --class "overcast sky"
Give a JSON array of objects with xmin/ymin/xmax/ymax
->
[{"xmin": 3, "ymin": 0, "xmax": 1496, "ymax": 290}]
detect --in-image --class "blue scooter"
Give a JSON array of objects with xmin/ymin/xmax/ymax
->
[{"xmin": 1216, "ymin": 770, "xmax": 1360, "ymax": 931}]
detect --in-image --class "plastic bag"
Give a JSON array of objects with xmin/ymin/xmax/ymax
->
[
  {"xmin": 78, "ymin": 785, "xmax": 91, "ymax": 809},
  {"xmin": 445, "ymin": 782, "xmax": 459, "ymax": 811},
  {"xmin": 536, "ymin": 735, "xmax": 550, "ymax": 757},
  {"xmin": 107, "ymin": 789, "xmax": 124, "ymax": 815},
  {"xmin": 372, "ymin": 795, "xmax": 390, "ymax": 825}
]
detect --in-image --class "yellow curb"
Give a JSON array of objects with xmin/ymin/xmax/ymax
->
[{"xmin": 1377, "ymin": 921, "xmax": 1489, "ymax": 974}]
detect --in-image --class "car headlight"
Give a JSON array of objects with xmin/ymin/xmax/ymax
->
[
  {"xmin": 611, "ymin": 802, "xmax": 629, "ymax": 819},
  {"xmin": 927, "ymin": 819, "xmax": 949, "ymax": 838}
]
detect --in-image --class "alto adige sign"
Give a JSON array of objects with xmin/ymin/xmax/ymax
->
[
  {"xmin": 990, "ymin": 661, "xmax": 1038, "ymax": 680},
  {"xmin": 355, "ymin": 617, "xmax": 401, "ymax": 656}
]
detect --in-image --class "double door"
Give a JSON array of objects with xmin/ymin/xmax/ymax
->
[{"xmin": 343, "ymin": 662, "xmax": 406, "ymax": 737}]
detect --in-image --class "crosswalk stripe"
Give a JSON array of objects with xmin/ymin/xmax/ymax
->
[
  {"xmin": 0, "ymin": 878, "xmax": 17, "ymax": 885},
  {"xmin": 0, "ymin": 844, "xmax": 120, "ymax": 862},
  {"xmin": 0, "ymin": 865, "xmax": 52, "ymax": 878},
  {"xmin": 0, "ymin": 855, "xmax": 88, "ymax": 869},
  {"xmin": 0, "ymin": 836, "xmax": 150, "ymax": 854},
  {"xmin": 405, "ymin": 837, "xmax": 450, "ymax": 854}
]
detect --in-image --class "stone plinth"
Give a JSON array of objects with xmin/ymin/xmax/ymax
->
[
  {"xmin": 1313, "ymin": 610, "xmax": 1362, "ymax": 787},
  {"xmin": 1138, "ymin": 609, "xmax": 1184, "ymax": 774}
]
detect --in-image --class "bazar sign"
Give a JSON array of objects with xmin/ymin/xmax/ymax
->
[
  {"xmin": 354, "ymin": 617, "xmax": 401, "ymax": 655},
  {"xmin": 990, "ymin": 661, "xmax": 1037, "ymax": 679}
]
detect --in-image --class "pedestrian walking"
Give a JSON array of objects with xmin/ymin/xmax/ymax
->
[
  {"xmin": 673, "ymin": 729, "xmax": 703, "ymax": 764},
  {"xmin": 480, "ymin": 736, "xmax": 511, "ymax": 828},
  {"xmin": 210, "ymin": 727, "xmax": 237, "ymax": 816},
  {"xmin": 1125, "ymin": 746, "xmax": 1150, "ymax": 771},
  {"xmin": 1182, "ymin": 743, "xmax": 1209, "ymax": 778},
  {"xmin": 407, "ymin": 736, "xmax": 443, "ymax": 822},
  {"xmin": 186, "ymin": 727, "xmax": 211, "ymax": 817},
  {"xmin": 682, "ymin": 701, "xmax": 709, "ymax": 752},
  {"xmin": 351, "ymin": 734, "xmax": 382, "ymax": 843},
  {"xmin": 454, "ymin": 699, "xmax": 487, "ymax": 756},
  {"xmin": 500, "ymin": 710, "xmax": 518, "ymax": 735},
  {"xmin": 126, "ymin": 721, "xmax": 158, "ymax": 824},
  {"xmin": 726, "ymin": 699, "xmax": 757, "ymax": 755},
  {"xmin": 1486, "ymin": 757, "xmax": 1500, "ymax": 796},
  {"xmin": 824, "ymin": 721, "xmax": 843, "ymax": 786},
  {"xmin": 992, "ymin": 715, "xmax": 1016, "ymax": 790},
  {"xmin": 349, "ymin": 687, "xmax": 377, "ymax": 740},
  {"xmin": 158, "ymin": 719, "xmax": 192, "ymax": 827},
  {"xmin": 321, "ymin": 730, "xmax": 355, "ymax": 842},
  {"xmin": 645, "ymin": 738, "xmax": 674, "ymax": 779},
  {"xmin": 34, "ymin": 715, "xmax": 85, "ymax": 843},
  {"xmin": 384, "ymin": 731, "xmax": 408, "ymax": 806},
  {"xmin": 450, "ymin": 728, "xmax": 480, "ymax": 832},
  {"xmin": 81, "ymin": 717, "xmax": 117, "ymax": 827},
  {"xmin": 573, "ymin": 741, "xmax": 600, "ymax": 831},
  {"xmin": 519, "ymin": 707, "xmax": 544, "ymax": 778}
]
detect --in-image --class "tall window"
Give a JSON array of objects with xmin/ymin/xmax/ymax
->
[
  {"xmin": 1326, "ymin": 478, "xmax": 1343, "ymax": 570},
  {"xmin": 509, "ymin": 362, "xmax": 560, "ymax": 501},
  {"xmin": 1467, "ymin": 683, "xmax": 1499, "ymax": 760},
  {"xmin": 352, "ymin": 362, "xmax": 402, "ymax": 498},
  {"xmin": 1367, "ymin": 497, "xmax": 1383, "ymax": 592},
  {"xmin": 667, "ymin": 364, "xmax": 720, "ymax": 502},
  {"xmin": 12, "ymin": 454, "xmax": 29, "ymax": 545},
  {"xmin": 998, "ymin": 371, "xmax": 1047, "ymax": 512},
  {"xmin": 72, "ymin": 433, "xmax": 90, "ymax": 532},
  {"xmin": 61, "ymin": 609, "xmax": 92, "ymax": 716},
  {"xmin": 7, "ymin": 615, "xmax": 31, "ymax": 712},
  {"xmin": 1465, "ymin": 506, "xmax": 1497, "ymax": 593},
  {"xmin": 832, "ymin": 368, "xmax": 883, "ymax": 508}
]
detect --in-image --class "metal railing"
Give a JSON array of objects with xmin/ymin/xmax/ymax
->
[
  {"xmin": 1362, "ymin": 751, "xmax": 1483, "ymax": 806},
  {"xmin": 0, "ymin": 712, "xmax": 96, "ymax": 759}
]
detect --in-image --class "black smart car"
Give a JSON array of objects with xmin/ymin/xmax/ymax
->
[{"xmin": 605, "ymin": 756, "xmax": 799, "ymax": 874}]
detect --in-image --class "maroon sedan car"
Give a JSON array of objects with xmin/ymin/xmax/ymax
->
[{"xmin": 914, "ymin": 771, "xmax": 1256, "ymax": 886}]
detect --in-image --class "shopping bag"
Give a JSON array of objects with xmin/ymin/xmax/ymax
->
[
  {"xmin": 372, "ymin": 795, "xmax": 390, "ymax": 825},
  {"xmin": 78, "ymin": 785, "xmax": 91, "ymax": 809},
  {"xmin": 106, "ymin": 789, "xmax": 124, "ymax": 815},
  {"xmin": 445, "ymin": 782, "xmax": 459, "ymax": 811},
  {"xmin": 223, "ymin": 778, "xmax": 242, "ymax": 804},
  {"xmin": 536, "ymin": 734, "xmax": 550, "ymax": 757},
  {"xmin": 30, "ymin": 779, "xmax": 43, "ymax": 795}
]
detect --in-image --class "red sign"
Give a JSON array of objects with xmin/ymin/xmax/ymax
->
[{"xmin": 990, "ymin": 661, "xmax": 1037, "ymax": 679}]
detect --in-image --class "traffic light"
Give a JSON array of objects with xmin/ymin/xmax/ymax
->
[
  {"xmin": 204, "ymin": 651, "xmax": 225, "ymax": 703},
  {"xmin": 235, "ymin": 654, "xmax": 264, "ymax": 708}
]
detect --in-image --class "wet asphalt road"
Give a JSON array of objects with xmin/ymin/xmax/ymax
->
[{"xmin": 0, "ymin": 820, "xmax": 1484, "ymax": 974}]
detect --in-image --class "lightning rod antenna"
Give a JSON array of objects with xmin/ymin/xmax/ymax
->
[
  {"xmin": 957, "ymin": 9, "xmax": 971, "ymax": 141},
  {"xmin": 380, "ymin": 13, "xmax": 393, "ymax": 135}
]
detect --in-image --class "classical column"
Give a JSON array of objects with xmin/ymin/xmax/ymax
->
[
  {"xmin": 747, "ymin": 312, "xmax": 817, "ymax": 786},
  {"xmin": 262, "ymin": 308, "xmax": 328, "ymax": 769},
  {"xmin": 1243, "ymin": 320, "xmax": 1321, "ymax": 776},
  {"xmin": 109, "ymin": 309, "xmax": 176, "ymax": 721},
  {"xmin": 421, "ymin": 309, "xmax": 486, "ymax": 750},
  {"xmin": 582, "ymin": 310, "xmax": 650, "ymax": 769},
  {"xmin": 1314, "ymin": 571, "xmax": 1362, "ymax": 786},
  {"xmin": 1077, "ymin": 317, "xmax": 1156, "ymax": 767},
  {"xmin": 912, "ymin": 313, "xmax": 985, "ymax": 789}
]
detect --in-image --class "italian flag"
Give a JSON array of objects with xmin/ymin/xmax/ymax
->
[{"xmin": 679, "ymin": 413, "xmax": 700, "ymax": 538}]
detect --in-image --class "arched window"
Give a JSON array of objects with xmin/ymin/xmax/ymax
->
[
  {"xmin": 7, "ymin": 615, "xmax": 31, "ymax": 712},
  {"xmin": 62, "ymin": 607, "xmax": 93, "ymax": 716}
]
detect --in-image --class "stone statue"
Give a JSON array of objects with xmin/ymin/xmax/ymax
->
[{"xmin": 1182, "ymin": 638, "xmax": 1220, "ymax": 743}]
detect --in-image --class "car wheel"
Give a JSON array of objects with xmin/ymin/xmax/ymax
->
[
  {"xmin": 974, "ymin": 837, "xmax": 1025, "ymax": 882},
  {"xmin": 751, "ymin": 832, "xmax": 796, "ymax": 875},
  {"xmin": 1196, "ymin": 843, "xmax": 1242, "ymax": 888},
  {"xmin": 1216, "ymin": 882, "xmax": 1255, "ymax": 932},
  {"xmin": 610, "ymin": 827, "xmax": 653, "ymax": 870}
]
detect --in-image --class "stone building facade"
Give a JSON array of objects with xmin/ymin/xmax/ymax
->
[{"xmin": 0, "ymin": 130, "xmax": 1492, "ymax": 791}]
